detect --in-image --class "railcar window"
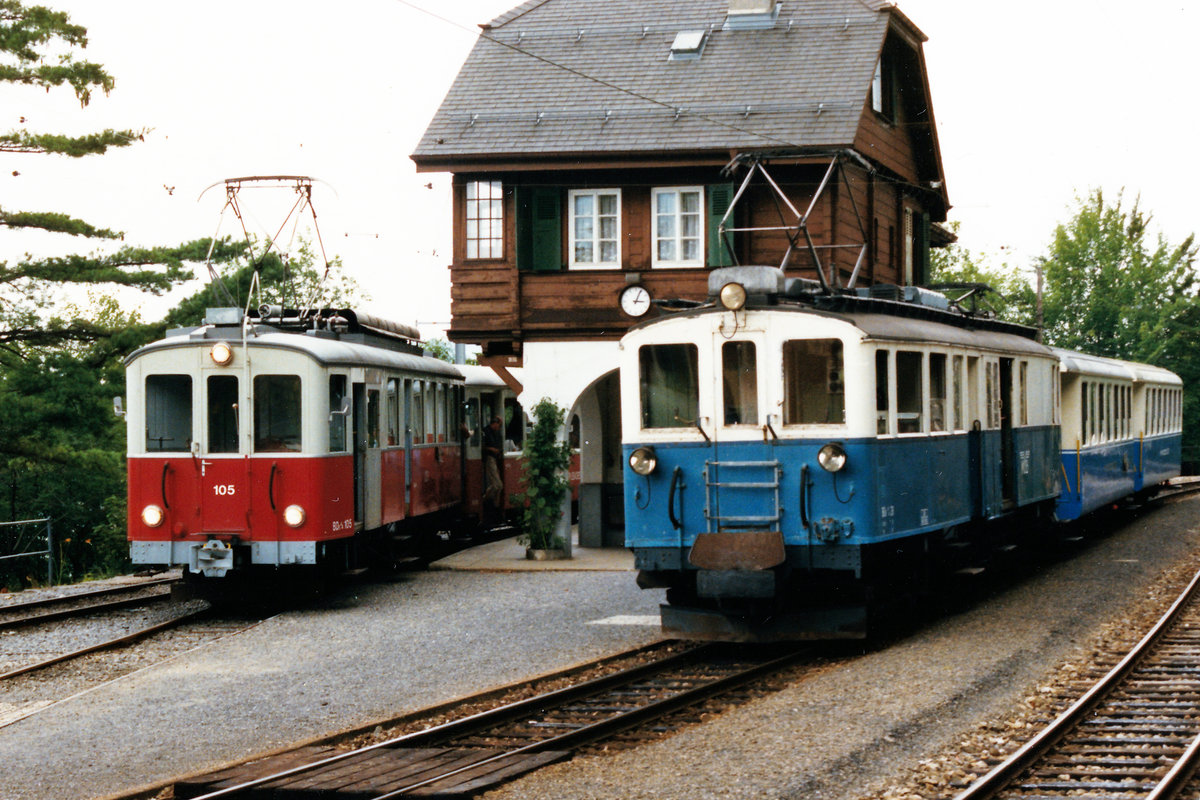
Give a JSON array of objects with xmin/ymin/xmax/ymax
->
[
  {"xmin": 875, "ymin": 350, "xmax": 889, "ymax": 434},
  {"xmin": 207, "ymin": 376, "xmax": 239, "ymax": 454},
  {"xmin": 930, "ymin": 353, "xmax": 947, "ymax": 432},
  {"xmin": 434, "ymin": 383, "xmax": 446, "ymax": 442},
  {"xmin": 1084, "ymin": 381, "xmax": 1094, "ymax": 443},
  {"xmin": 722, "ymin": 341, "xmax": 759, "ymax": 425},
  {"xmin": 411, "ymin": 381, "xmax": 425, "ymax": 443},
  {"xmin": 424, "ymin": 383, "xmax": 435, "ymax": 443},
  {"xmin": 329, "ymin": 375, "xmax": 348, "ymax": 452},
  {"xmin": 1018, "ymin": 362, "xmax": 1028, "ymax": 426},
  {"xmin": 253, "ymin": 375, "xmax": 301, "ymax": 452},
  {"xmin": 985, "ymin": 362, "xmax": 999, "ymax": 430},
  {"xmin": 952, "ymin": 355, "xmax": 964, "ymax": 431},
  {"xmin": 896, "ymin": 351, "xmax": 924, "ymax": 434},
  {"xmin": 465, "ymin": 398, "xmax": 480, "ymax": 447},
  {"xmin": 387, "ymin": 378, "xmax": 401, "ymax": 446},
  {"xmin": 639, "ymin": 344, "xmax": 699, "ymax": 429},
  {"xmin": 146, "ymin": 375, "xmax": 192, "ymax": 452},
  {"xmin": 783, "ymin": 340, "xmax": 844, "ymax": 425},
  {"xmin": 367, "ymin": 390, "xmax": 380, "ymax": 448}
]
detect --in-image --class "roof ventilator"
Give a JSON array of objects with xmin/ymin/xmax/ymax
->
[{"xmin": 725, "ymin": 0, "xmax": 781, "ymax": 31}]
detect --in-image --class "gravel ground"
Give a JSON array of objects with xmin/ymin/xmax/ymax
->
[
  {"xmin": 0, "ymin": 570, "xmax": 664, "ymax": 800},
  {"xmin": 479, "ymin": 496, "xmax": 1200, "ymax": 800}
]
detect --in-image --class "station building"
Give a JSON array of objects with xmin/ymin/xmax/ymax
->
[{"xmin": 412, "ymin": 0, "xmax": 951, "ymax": 548}]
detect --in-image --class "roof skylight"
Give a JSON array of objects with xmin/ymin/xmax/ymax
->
[{"xmin": 669, "ymin": 30, "xmax": 708, "ymax": 61}]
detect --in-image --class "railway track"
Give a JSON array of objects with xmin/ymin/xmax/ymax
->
[
  {"xmin": 0, "ymin": 577, "xmax": 177, "ymax": 631},
  {"xmin": 172, "ymin": 642, "xmax": 810, "ymax": 799},
  {"xmin": 954, "ymin": 564, "xmax": 1200, "ymax": 800}
]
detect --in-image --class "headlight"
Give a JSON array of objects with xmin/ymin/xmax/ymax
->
[
  {"xmin": 628, "ymin": 447, "xmax": 658, "ymax": 476},
  {"xmin": 817, "ymin": 443, "xmax": 848, "ymax": 473},
  {"xmin": 283, "ymin": 504, "xmax": 306, "ymax": 528},
  {"xmin": 210, "ymin": 341, "xmax": 234, "ymax": 366},
  {"xmin": 141, "ymin": 504, "xmax": 165, "ymax": 528},
  {"xmin": 719, "ymin": 282, "xmax": 748, "ymax": 311}
]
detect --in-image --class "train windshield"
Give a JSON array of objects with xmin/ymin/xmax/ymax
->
[
  {"xmin": 254, "ymin": 375, "xmax": 302, "ymax": 452},
  {"xmin": 782, "ymin": 340, "xmax": 844, "ymax": 425},
  {"xmin": 639, "ymin": 344, "xmax": 699, "ymax": 429},
  {"xmin": 145, "ymin": 375, "xmax": 192, "ymax": 452},
  {"xmin": 722, "ymin": 341, "xmax": 758, "ymax": 425}
]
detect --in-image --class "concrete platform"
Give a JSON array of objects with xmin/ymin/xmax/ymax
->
[{"xmin": 430, "ymin": 530, "xmax": 634, "ymax": 572}]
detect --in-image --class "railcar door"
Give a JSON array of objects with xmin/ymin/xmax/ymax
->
[
  {"xmin": 999, "ymin": 358, "xmax": 1015, "ymax": 508},
  {"xmin": 200, "ymin": 372, "xmax": 248, "ymax": 535},
  {"xmin": 707, "ymin": 335, "xmax": 781, "ymax": 536},
  {"xmin": 352, "ymin": 381, "xmax": 383, "ymax": 531}
]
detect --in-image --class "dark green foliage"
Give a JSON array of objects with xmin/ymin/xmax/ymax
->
[
  {"xmin": 0, "ymin": 128, "xmax": 142, "ymax": 157},
  {"xmin": 512, "ymin": 399, "xmax": 572, "ymax": 551},
  {"xmin": 0, "ymin": 209, "xmax": 120, "ymax": 238},
  {"xmin": 1038, "ymin": 190, "xmax": 1197, "ymax": 361}
]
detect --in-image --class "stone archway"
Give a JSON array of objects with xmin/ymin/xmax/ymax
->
[{"xmin": 517, "ymin": 341, "xmax": 624, "ymax": 549}]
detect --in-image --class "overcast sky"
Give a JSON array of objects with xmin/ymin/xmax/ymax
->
[{"xmin": 3, "ymin": 0, "xmax": 1196, "ymax": 337}]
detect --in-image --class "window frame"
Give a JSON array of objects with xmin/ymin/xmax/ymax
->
[
  {"xmin": 567, "ymin": 188, "xmax": 622, "ymax": 269},
  {"xmin": 651, "ymin": 186, "xmax": 705, "ymax": 269},
  {"xmin": 464, "ymin": 180, "xmax": 504, "ymax": 261}
]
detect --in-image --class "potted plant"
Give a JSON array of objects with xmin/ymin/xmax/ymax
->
[{"xmin": 513, "ymin": 398, "xmax": 573, "ymax": 559}]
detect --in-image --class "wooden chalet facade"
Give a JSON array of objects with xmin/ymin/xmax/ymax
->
[{"xmin": 412, "ymin": 0, "xmax": 952, "ymax": 546}]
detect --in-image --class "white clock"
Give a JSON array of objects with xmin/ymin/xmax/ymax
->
[{"xmin": 619, "ymin": 285, "xmax": 652, "ymax": 317}]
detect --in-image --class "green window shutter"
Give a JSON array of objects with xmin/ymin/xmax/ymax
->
[
  {"xmin": 707, "ymin": 183, "xmax": 736, "ymax": 268},
  {"xmin": 516, "ymin": 187, "xmax": 562, "ymax": 272}
]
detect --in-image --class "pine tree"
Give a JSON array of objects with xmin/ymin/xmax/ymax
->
[{"xmin": 0, "ymin": 0, "xmax": 242, "ymax": 361}]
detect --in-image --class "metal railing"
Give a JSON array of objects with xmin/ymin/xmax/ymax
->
[{"xmin": 0, "ymin": 518, "xmax": 53, "ymax": 585}]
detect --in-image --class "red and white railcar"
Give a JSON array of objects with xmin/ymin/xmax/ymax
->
[{"xmin": 125, "ymin": 308, "xmax": 500, "ymax": 579}]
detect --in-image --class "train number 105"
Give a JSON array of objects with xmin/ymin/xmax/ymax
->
[{"xmin": 213, "ymin": 484, "xmax": 236, "ymax": 496}]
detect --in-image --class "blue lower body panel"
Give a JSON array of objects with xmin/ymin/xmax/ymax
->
[{"xmin": 1055, "ymin": 433, "xmax": 1182, "ymax": 521}]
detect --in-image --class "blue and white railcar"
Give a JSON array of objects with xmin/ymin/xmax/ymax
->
[
  {"xmin": 620, "ymin": 267, "xmax": 1063, "ymax": 638},
  {"xmin": 1054, "ymin": 349, "xmax": 1182, "ymax": 520}
]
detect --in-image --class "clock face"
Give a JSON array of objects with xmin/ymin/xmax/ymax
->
[{"xmin": 620, "ymin": 285, "xmax": 651, "ymax": 317}]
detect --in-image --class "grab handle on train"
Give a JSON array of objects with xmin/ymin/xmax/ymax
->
[
  {"xmin": 268, "ymin": 463, "xmax": 278, "ymax": 511},
  {"xmin": 668, "ymin": 466, "xmax": 683, "ymax": 531},
  {"xmin": 799, "ymin": 464, "xmax": 810, "ymax": 529},
  {"xmin": 160, "ymin": 462, "xmax": 171, "ymax": 510}
]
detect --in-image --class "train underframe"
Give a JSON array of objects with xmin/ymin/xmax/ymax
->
[{"xmin": 637, "ymin": 499, "xmax": 1068, "ymax": 641}]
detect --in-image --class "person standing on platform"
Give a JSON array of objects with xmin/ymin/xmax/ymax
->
[{"xmin": 482, "ymin": 415, "xmax": 504, "ymax": 524}]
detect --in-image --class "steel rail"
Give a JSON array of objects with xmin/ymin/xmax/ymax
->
[
  {"xmin": 368, "ymin": 646, "xmax": 809, "ymax": 800},
  {"xmin": 183, "ymin": 643, "xmax": 716, "ymax": 800},
  {"xmin": 0, "ymin": 590, "xmax": 173, "ymax": 632},
  {"xmin": 0, "ymin": 608, "xmax": 207, "ymax": 681},
  {"xmin": 953, "ymin": 564, "xmax": 1200, "ymax": 800},
  {"xmin": 185, "ymin": 643, "xmax": 808, "ymax": 800},
  {"xmin": 0, "ymin": 577, "xmax": 175, "ymax": 618}
]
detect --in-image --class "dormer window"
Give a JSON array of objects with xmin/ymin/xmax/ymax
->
[{"xmin": 871, "ymin": 49, "xmax": 900, "ymax": 122}]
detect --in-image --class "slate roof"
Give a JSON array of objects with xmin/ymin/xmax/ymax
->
[{"xmin": 412, "ymin": 0, "xmax": 913, "ymax": 164}]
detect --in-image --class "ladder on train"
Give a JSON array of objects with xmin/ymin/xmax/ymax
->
[{"xmin": 703, "ymin": 460, "xmax": 783, "ymax": 533}]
